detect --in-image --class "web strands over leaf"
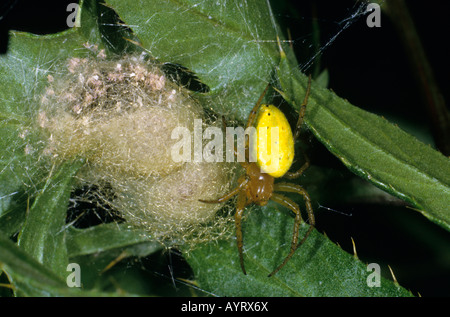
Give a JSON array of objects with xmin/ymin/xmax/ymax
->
[{"xmin": 102, "ymin": 0, "xmax": 282, "ymax": 121}]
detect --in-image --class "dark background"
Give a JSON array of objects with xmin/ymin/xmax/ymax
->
[{"xmin": 1, "ymin": 0, "xmax": 449, "ymax": 296}]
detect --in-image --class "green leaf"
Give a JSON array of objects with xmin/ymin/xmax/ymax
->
[
  {"xmin": 0, "ymin": 232, "xmax": 134, "ymax": 296},
  {"xmin": 0, "ymin": 232, "xmax": 68, "ymax": 296},
  {"xmin": 0, "ymin": 123, "xmax": 31, "ymax": 216},
  {"xmin": 186, "ymin": 205, "xmax": 412, "ymax": 297},
  {"xmin": 66, "ymin": 223, "xmax": 162, "ymax": 258},
  {"xmin": 17, "ymin": 159, "xmax": 83, "ymax": 279},
  {"xmin": 276, "ymin": 45, "xmax": 450, "ymax": 231}
]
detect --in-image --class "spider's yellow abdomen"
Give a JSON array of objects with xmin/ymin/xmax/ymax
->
[{"xmin": 255, "ymin": 104, "xmax": 294, "ymax": 178}]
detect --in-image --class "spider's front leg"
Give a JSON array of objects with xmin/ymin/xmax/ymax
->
[
  {"xmin": 284, "ymin": 75, "xmax": 312, "ymax": 180},
  {"xmin": 269, "ymin": 193, "xmax": 303, "ymax": 277},
  {"xmin": 268, "ymin": 182, "xmax": 315, "ymax": 277},
  {"xmin": 198, "ymin": 178, "xmax": 248, "ymax": 204},
  {"xmin": 283, "ymin": 151, "xmax": 310, "ymax": 180},
  {"xmin": 293, "ymin": 74, "xmax": 312, "ymax": 140},
  {"xmin": 198, "ymin": 176, "xmax": 249, "ymax": 275},
  {"xmin": 274, "ymin": 182, "xmax": 315, "ymax": 231},
  {"xmin": 245, "ymin": 83, "xmax": 270, "ymax": 130}
]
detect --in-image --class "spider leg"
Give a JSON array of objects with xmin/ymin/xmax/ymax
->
[
  {"xmin": 293, "ymin": 75, "xmax": 312, "ymax": 140},
  {"xmin": 274, "ymin": 182, "xmax": 315, "ymax": 232},
  {"xmin": 222, "ymin": 115, "xmax": 250, "ymax": 164},
  {"xmin": 235, "ymin": 190, "xmax": 248, "ymax": 275},
  {"xmin": 199, "ymin": 174, "xmax": 249, "ymax": 275},
  {"xmin": 269, "ymin": 193, "xmax": 303, "ymax": 277},
  {"xmin": 268, "ymin": 183, "xmax": 315, "ymax": 277},
  {"xmin": 246, "ymin": 84, "xmax": 270, "ymax": 130},
  {"xmin": 284, "ymin": 75, "xmax": 311, "ymax": 180},
  {"xmin": 241, "ymin": 84, "xmax": 271, "ymax": 161},
  {"xmin": 283, "ymin": 151, "xmax": 310, "ymax": 179},
  {"xmin": 223, "ymin": 116, "xmax": 244, "ymax": 161},
  {"xmin": 199, "ymin": 177, "xmax": 248, "ymax": 204}
]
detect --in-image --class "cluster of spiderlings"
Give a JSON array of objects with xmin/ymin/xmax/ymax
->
[{"xmin": 37, "ymin": 48, "xmax": 237, "ymax": 249}]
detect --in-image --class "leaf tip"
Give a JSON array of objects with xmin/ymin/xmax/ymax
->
[{"xmin": 276, "ymin": 35, "xmax": 286, "ymax": 59}]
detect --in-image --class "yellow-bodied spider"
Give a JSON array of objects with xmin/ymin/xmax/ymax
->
[{"xmin": 200, "ymin": 76, "xmax": 314, "ymax": 277}]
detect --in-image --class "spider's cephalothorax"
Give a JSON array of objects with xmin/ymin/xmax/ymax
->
[
  {"xmin": 243, "ymin": 161, "xmax": 274, "ymax": 205},
  {"xmin": 201, "ymin": 76, "xmax": 314, "ymax": 277}
]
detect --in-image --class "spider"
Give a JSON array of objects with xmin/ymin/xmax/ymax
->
[{"xmin": 200, "ymin": 76, "xmax": 314, "ymax": 277}]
